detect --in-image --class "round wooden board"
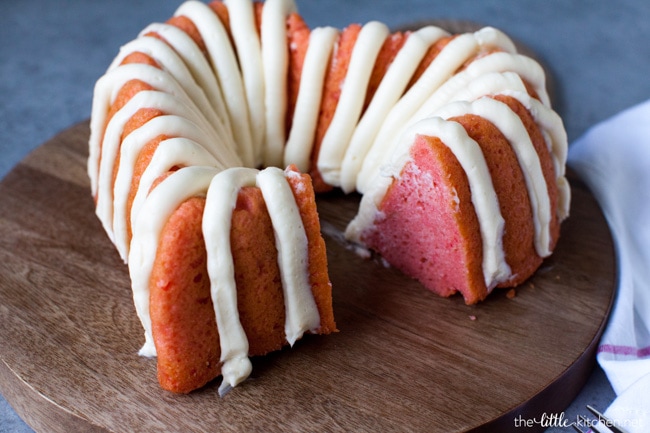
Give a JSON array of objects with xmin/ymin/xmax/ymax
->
[{"xmin": 0, "ymin": 121, "xmax": 615, "ymax": 433}]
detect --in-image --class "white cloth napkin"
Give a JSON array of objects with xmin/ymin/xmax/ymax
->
[{"xmin": 568, "ymin": 99, "xmax": 650, "ymax": 432}]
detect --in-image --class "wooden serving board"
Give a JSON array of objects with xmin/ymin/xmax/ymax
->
[{"xmin": 0, "ymin": 121, "xmax": 615, "ymax": 433}]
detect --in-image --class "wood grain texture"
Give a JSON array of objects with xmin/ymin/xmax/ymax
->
[{"xmin": 0, "ymin": 121, "xmax": 615, "ymax": 433}]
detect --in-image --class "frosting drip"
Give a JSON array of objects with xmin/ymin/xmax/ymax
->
[
  {"xmin": 202, "ymin": 166, "xmax": 319, "ymax": 393},
  {"xmin": 433, "ymin": 97, "xmax": 553, "ymax": 257}
]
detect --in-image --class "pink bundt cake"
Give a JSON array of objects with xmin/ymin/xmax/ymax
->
[{"xmin": 88, "ymin": 0, "xmax": 570, "ymax": 394}]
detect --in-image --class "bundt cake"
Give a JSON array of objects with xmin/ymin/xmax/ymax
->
[{"xmin": 88, "ymin": 0, "xmax": 570, "ymax": 394}]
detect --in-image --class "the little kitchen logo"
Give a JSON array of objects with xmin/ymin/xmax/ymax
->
[{"xmin": 513, "ymin": 410, "xmax": 641, "ymax": 431}]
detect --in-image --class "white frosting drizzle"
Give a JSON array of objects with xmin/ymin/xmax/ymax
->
[
  {"xmin": 128, "ymin": 166, "xmax": 220, "ymax": 358},
  {"xmin": 317, "ymin": 21, "xmax": 389, "ymax": 187},
  {"xmin": 447, "ymin": 70, "xmax": 528, "ymax": 101},
  {"xmin": 451, "ymin": 70, "xmax": 570, "ymax": 222},
  {"xmin": 473, "ymin": 26, "xmax": 517, "ymax": 55},
  {"xmin": 434, "ymin": 97, "xmax": 553, "ymax": 257},
  {"xmin": 355, "ymin": 32, "xmax": 479, "ymax": 193},
  {"xmin": 89, "ymin": 63, "xmax": 195, "ymax": 196},
  {"xmin": 356, "ymin": 51, "xmax": 550, "ymax": 193},
  {"xmin": 283, "ymin": 26, "xmax": 339, "ymax": 171},
  {"xmin": 420, "ymin": 71, "xmax": 569, "ymax": 223},
  {"xmin": 498, "ymin": 88, "xmax": 571, "ymax": 221},
  {"xmin": 225, "ymin": 0, "xmax": 266, "ymax": 165},
  {"xmin": 138, "ymin": 23, "xmax": 234, "ymax": 142},
  {"xmin": 556, "ymin": 176, "xmax": 571, "ymax": 222},
  {"xmin": 261, "ymin": 0, "xmax": 297, "ymax": 167},
  {"xmin": 256, "ymin": 167, "xmax": 320, "ymax": 345},
  {"xmin": 95, "ymin": 87, "xmax": 219, "ymax": 242},
  {"xmin": 202, "ymin": 167, "xmax": 258, "ymax": 396},
  {"xmin": 174, "ymin": 0, "xmax": 255, "ymax": 167},
  {"xmin": 354, "ymin": 28, "xmax": 525, "ymax": 194},
  {"xmin": 202, "ymin": 166, "xmax": 319, "ymax": 395},
  {"xmin": 346, "ymin": 116, "xmax": 511, "ymax": 290},
  {"xmin": 339, "ymin": 26, "xmax": 449, "ymax": 193},
  {"xmin": 88, "ymin": 61, "xmax": 232, "ymax": 198},
  {"xmin": 105, "ymin": 35, "xmax": 224, "ymax": 135},
  {"xmin": 114, "ymin": 135, "xmax": 223, "ymax": 261},
  {"xmin": 120, "ymin": 114, "xmax": 235, "ymax": 232},
  {"xmin": 414, "ymin": 52, "xmax": 550, "ymax": 121}
]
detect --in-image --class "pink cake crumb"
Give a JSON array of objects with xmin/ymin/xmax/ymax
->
[{"xmin": 360, "ymin": 134, "xmax": 488, "ymax": 304}]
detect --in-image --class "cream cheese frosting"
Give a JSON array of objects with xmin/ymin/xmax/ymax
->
[
  {"xmin": 139, "ymin": 22, "xmax": 233, "ymax": 135},
  {"xmin": 339, "ymin": 25, "xmax": 449, "ymax": 193},
  {"xmin": 174, "ymin": 0, "xmax": 255, "ymax": 166},
  {"xmin": 202, "ymin": 166, "xmax": 319, "ymax": 394},
  {"xmin": 283, "ymin": 26, "xmax": 339, "ymax": 172},
  {"xmin": 356, "ymin": 51, "xmax": 550, "ymax": 193},
  {"xmin": 94, "ymin": 86, "xmax": 221, "ymax": 243},
  {"xmin": 316, "ymin": 21, "xmax": 389, "ymax": 186},
  {"xmin": 434, "ymin": 97, "xmax": 553, "ymax": 257},
  {"xmin": 113, "ymin": 113, "xmax": 228, "ymax": 261},
  {"xmin": 225, "ymin": 0, "xmax": 266, "ymax": 164},
  {"xmin": 260, "ymin": 0, "xmax": 298, "ymax": 167}
]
